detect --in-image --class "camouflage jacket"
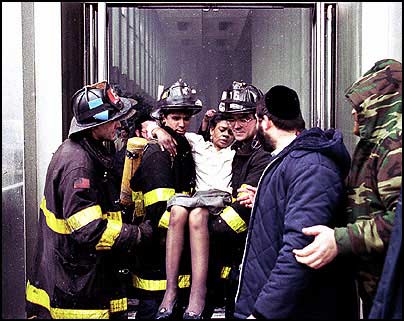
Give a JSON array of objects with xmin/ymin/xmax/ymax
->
[{"xmin": 335, "ymin": 59, "xmax": 402, "ymax": 302}]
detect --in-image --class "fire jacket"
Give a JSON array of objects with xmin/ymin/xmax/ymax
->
[
  {"xmin": 209, "ymin": 139, "xmax": 272, "ymax": 276},
  {"xmin": 26, "ymin": 136, "xmax": 140, "ymax": 319},
  {"xmin": 129, "ymin": 126, "xmax": 196, "ymax": 296}
]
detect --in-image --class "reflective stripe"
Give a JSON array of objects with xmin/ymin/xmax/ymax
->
[
  {"xmin": 40, "ymin": 197, "xmax": 103, "ymax": 234},
  {"xmin": 158, "ymin": 210, "xmax": 171, "ymax": 229},
  {"xmin": 143, "ymin": 188, "xmax": 175, "ymax": 207},
  {"xmin": 68, "ymin": 207, "xmax": 103, "ymax": 231},
  {"xmin": 96, "ymin": 219, "xmax": 122, "ymax": 250},
  {"xmin": 110, "ymin": 298, "xmax": 127, "ymax": 313},
  {"xmin": 51, "ymin": 308, "xmax": 109, "ymax": 319},
  {"xmin": 221, "ymin": 266, "xmax": 231, "ymax": 279},
  {"xmin": 40, "ymin": 197, "xmax": 122, "ymax": 249},
  {"xmin": 236, "ymin": 183, "xmax": 249, "ymax": 199},
  {"xmin": 132, "ymin": 274, "xmax": 190, "ymax": 291},
  {"xmin": 103, "ymin": 211, "xmax": 122, "ymax": 222},
  {"xmin": 40, "ymin": 198, "xmax": 72, "ymax": 234},
  {"xmin": 26, "ymin": 280, "xmax": 109, "ymax": 319},
  {"xmin": 132, "ymin": 191, "xmax": 145, "ymax": 217},
  {"xmin": 26, "ymin": 280, "xmax": 50, "ymax": 311},
  {"xmin": 157, "ymin": 192, "xmax": 192, "ymax": 228},
  {"xmin": 220, "ymin": 206, "xmax": 247, "ymax": 233}
]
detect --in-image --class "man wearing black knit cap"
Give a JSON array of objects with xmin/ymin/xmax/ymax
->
[{"xmin": 234, "ymin": 85, "xmax": 358, "ymax": 319}]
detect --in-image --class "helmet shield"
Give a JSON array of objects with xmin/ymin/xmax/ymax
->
[
  {"xmin": 68, "ymin": 81, "xmax": 137, "ymax": 137},
  {"xmin": 151, "ymin": 79, "xmax": 202, "ymax": 120},
  {"xmin": 218, "ymin": 81, "xmax": 263, "ymax": 114}
]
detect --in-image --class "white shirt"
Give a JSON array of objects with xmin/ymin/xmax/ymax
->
[{"xmin": 185, "ymin": 132, "xmax": 235, "ymax": 193}]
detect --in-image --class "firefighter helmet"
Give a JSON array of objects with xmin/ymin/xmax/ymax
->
[
  {"xmin": 68, "ymin": 80, "xmax": 137, "ymax": 138},
  {"xmin": 218, "ymin": 81, "xmax": 263, "ymax": 114},
  {"xmin": 151, "ymin": 79, "xmax": 202, "ymax": 120}
]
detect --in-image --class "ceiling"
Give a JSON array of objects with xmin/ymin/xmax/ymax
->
[{"xmin": 155, "ymin": 8, "xmax": 251, "ymax": 50}]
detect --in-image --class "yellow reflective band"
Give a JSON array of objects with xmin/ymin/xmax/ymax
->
[
  {"xmin": 143, "ymin": 188, "xmax": 175, "ymax": 207},
  {"xmin": 237, "ymin": 183, "xmax": 249, "ymax": 199},
  {"xmin": 26, "ymin": 280, "xmax": 109, "ymax": 319},
  {"xmin": 158, "ymin": 210, "xmax": 171, "ymax": 229},
  {"xmin": 40, "ymin": 197, "xmax": 71, "ymax": 234},
  {"xmin": 132, "ymin": 274, "xmax": 190, "ymax": 291},
  {"xmin": 96, "ymin": 219, "xmax": 122, "ymax": 250},
  {"xmin": 67, "ymin": 206, "xmax": 103, "ymax": 231},
  {"xmin": 110, "ymin": 298, "xmax": 127, "ymax": 313},
  {"xmin": 132, "ymin": 191, "xmax": 143, "ymax": 202},
  {"xmin": 220, "ymin": 206, "xmax": 247, "ymax": 233},
  {"xmin": 51, "ymin": 308, "xmax": 109, "ymax": 319},
  {"xmin": 40, "ymin": 197, "xmax": 104, "ymax": 234},
  {"xmin": 221, "ymin": 266, "xmax": 231, "ymax": 279},
  {"xmin": 102, "ymin": 211, "xmax": 122, "ymax": 222},
  {"xmin": 26, "ymin": 280, "xmax": 50, "ymax": 311}
]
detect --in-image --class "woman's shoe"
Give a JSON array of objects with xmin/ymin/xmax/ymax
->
[
  {"xmin": 183, "ymin": 310, "xmax": 203, "ymax": 319},
  {"xmin": 155, "ymin": 299, "xmax": 177, "ymax": 320}
]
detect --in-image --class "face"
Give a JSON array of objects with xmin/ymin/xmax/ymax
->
[
  {"xmin": 120, "ymin": 129, "xmax": 129, "ymax": 139},
  {"xmin": 162, "ymin": 112, "xmax": 192, "ymax": 135},
  {"xmin": 256, "ymin": 115, "xmax": 275, "ymax": 152},
  {"xmin": 226, "ymin": 113, "xmax": 257, "ymax": 142},
  {"xmin": 136, "ymin": 120, "xmax": 155, "ymax": 139},
  {"xmin": 352, "ymin": 108, "xmax": 360, "ymax": 136},
  {"xmin": 91, "ymin": 120, "xmax": 121, "ymax": 141},
  {"xmin": 210, "ymin": 120, "xmax": 234, "ymax": 150}
]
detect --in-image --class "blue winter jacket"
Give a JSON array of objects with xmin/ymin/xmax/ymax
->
[{"xmin": 235, "ymin": 127, "xmax": 357, "ymax": 319}]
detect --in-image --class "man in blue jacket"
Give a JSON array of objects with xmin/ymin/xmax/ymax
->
[{"xmin": 234, "ymin": 85, "xmax": 358, "ymax": 319}]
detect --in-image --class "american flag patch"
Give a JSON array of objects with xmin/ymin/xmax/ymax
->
[{"xmin": 73, "ymin": 177, "xmax": 90, "ymax": 189}]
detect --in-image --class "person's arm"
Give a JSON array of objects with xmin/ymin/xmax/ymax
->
[
  {"xmin": 215, "ymin": 148, "xmax": 271, "ymax": 235},
  {"xmin": 144, "ymin": 120, "xmax": 178, "ymax": 156},
  {"xmin": 293, "ymin": 138, "xmax": 402, "ymax": 268},
  {"xmin": 60, "ymin": 167, "xmax": 150, "ymax": 253},
  {"xmin": 198, "ymin": 109, "xmax": 217, "ymax": 140}
]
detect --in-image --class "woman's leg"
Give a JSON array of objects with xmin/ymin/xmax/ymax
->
[
  {"xmin": 186, "ymin": 207, "xmax": 210, "ymax": 315},
  {"xmin": 159, "ymin": 205, "xmax": 189, "ymax": 311}
]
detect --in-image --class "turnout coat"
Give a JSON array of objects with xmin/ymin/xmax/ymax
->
[
  {"xmin": 130, "ymin": 126, "xmax": 196, "ymax": 296},
  {"xmin": 235, "ymin": 128, "xmax": 358, "ymax": 319},
  {"xmin": 26, "ymin": 136, "xmax": 140, "ymax": 319}
]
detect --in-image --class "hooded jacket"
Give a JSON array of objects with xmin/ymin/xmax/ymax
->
[
  {"xmin": 335, "ymin": 59, "xmax": 402, "ymax": 308},
  {"xmin": 235, "ymin": 127, "xmax": 355, "ymax": 319}
]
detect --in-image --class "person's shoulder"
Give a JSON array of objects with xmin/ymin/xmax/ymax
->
[{"xmin": 185, "ymin": 132, "xmax": 205, "ymax": 146}]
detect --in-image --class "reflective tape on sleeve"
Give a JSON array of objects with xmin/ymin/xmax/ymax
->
[
  {"xmin": 143, "ymin": 188, "xmax": 175, "ymax": 207},
  {"xmin": 220, "ymin": 206, "xmax": 247, "ymax": 233},
  {"xmin": 96, "ymin": 219, "xmax": 122, "ymax": 250},
  {"xmin": 40, "ymin": 197, "xmax": 103, "ymax": 234}
]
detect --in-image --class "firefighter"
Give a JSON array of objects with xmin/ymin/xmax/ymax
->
[
  {"xmin": 205, "ymin": 81, "xmax": 273, "ymax": 318},
  {"xmin": 25, "ymin": 81, "xmax": 152, "ymax": 319},
  {"xmin": 129, "ymin": 79, "xmax": 202, "ymax": 319}
]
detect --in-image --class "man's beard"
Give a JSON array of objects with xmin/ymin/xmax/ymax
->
[{"xmin": 256, "ymin": 126, "xmax": 275, "ymax": 152}]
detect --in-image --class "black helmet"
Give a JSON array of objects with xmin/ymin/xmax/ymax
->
[
  {"xmin": 68, "ymin": 80, "xmax": 137, "ymax": 138},
  {"xmin": 218, "ymin": 81, "xmax": 263, "ymax": 114},
  {"xmin": 151, "ymin": 79, "xmax": 202, "ymax": 120}
]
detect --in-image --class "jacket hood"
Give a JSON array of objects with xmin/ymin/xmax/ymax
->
[
  {"xmin": 345, "ymin": 59, "xmax": 402, "ymax": 142},
  {"xmin": 288, "ymin": 127, "xmax": 351, "ymax": 179}
]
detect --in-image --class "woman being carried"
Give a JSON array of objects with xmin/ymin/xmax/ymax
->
[{"xmin": 154, "ymin": 111, "xmax": 235, "ymax": 319}]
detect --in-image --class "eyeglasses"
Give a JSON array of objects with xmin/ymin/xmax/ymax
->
[{"xmin": 227, "ymin": 115, "xmax": 256, "ymax": 126}]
